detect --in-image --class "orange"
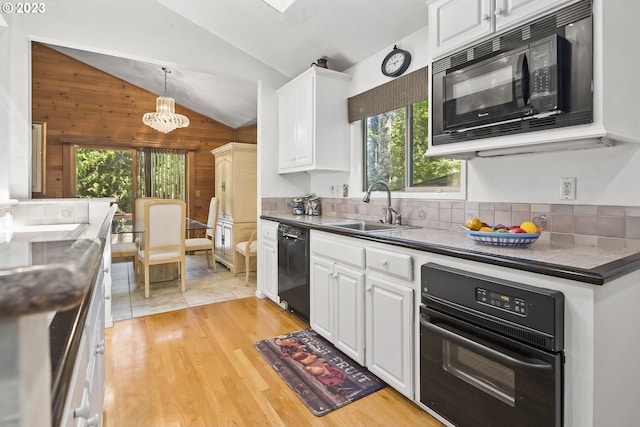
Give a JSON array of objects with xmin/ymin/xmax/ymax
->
[
  {"xmin": 465, "ymin": 217, "xmax": 482, "ymax": 231},
  {"xmin": 479, "ymin": 227, "xmax": 494, "ymax": 233},
  {"xmin": 520, "ymin": 221, "xmax": 539, "ymax": 234}
]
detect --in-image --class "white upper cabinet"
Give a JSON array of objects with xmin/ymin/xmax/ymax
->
[
  {"xmin": 259, "ymin": 219, "xmax": 279, "ymax": 304},
  {"xmin": 277, "ymin": 66, "xmax": 351, "ymax": 174},
  {"xmin": 429, "ymin": 0, "xmax": 492, "ymax": 59},
  {"xmin": 495, "ymin": 0, "xmax": 575, "ymax": 32},
  {"xmin": 428, "ymin": 0, "xmax": 576, "ymax": 59}
]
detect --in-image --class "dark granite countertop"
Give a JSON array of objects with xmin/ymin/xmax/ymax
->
[
  {"xmin": 0, "ymin": 224, "xmax": 103, "ymax": 316},
  {"xmin": 0, "ymin": 222, "xmax": 106, "ymax": 427},
  {"xmin": 262, "ymin": 214, "xmax": 640, "ymax": 285}
]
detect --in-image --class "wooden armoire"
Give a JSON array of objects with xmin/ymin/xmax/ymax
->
[{"xmin": 211, "ymin": 142, "xmax": 257, "ymax": 274}]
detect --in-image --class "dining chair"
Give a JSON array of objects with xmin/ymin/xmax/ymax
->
[
  {"xmin": 184, "ymin": 197, "xmax": 218, "ymax": 271},
  {"xmin": 136, "ymin": 199, "xmax": 187, "ymax": 298},
  {"xmin": 135, "ymin": 197, "xmax": 162, "ymax": 231},
  {"xmin": 235, "ymin": 228, "xmax": 257, "ymax": 282},
  {"xmin": 113, "ymin": 241, "xmax": 140, "ymax": 284}
]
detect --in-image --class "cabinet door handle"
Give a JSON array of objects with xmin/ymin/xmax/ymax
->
[
  {"xmin": 481, "ymin": 13, "xmax": 490, "ymax": 21},
  {"xmin": 381, "ymin": 259, "xmax": 389, "ymax": 267},
  {"xmin": 96, "ymin": 341, "xmax": 105, "ymax": 355},
  {"xmin": 86, "ymin": 414, "xmax": 101, "ymax": 426},
  {"xmin": 74, "ymin": 388, "xmax": 91, "ymax": 418},
  {"xmin": 494, "ymin": 8, "xmax": 504, "ymax": 16},
  {"xmin": 366, "ymin": 286, "xmax": 372, "ymax": 293}
]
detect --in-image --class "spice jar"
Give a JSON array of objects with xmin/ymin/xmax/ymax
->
[
  {"xmin": 308, "ymin": 196, "xmax": 321, "ymax": 216},
  {"xmin": 292, "ymin": 198, "xmax": 304, "ymax": 215}
]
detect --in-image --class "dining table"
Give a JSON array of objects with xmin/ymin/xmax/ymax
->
[
  {"xmin": 111, "ymin": 214, "xmax": 210, "ymax": 237},
  {"xmin": 110, "ymin": 214, "xmax": 211, "ymax": 282}
]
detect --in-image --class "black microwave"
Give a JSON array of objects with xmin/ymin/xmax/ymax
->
[{"xmin": 431, "ymin": 0, "xmax": 593, "ymax": 146}]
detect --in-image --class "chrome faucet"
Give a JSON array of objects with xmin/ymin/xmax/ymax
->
[{"xmin": 363, "ymin": 180, "xmax": 401, "ymax": 224}]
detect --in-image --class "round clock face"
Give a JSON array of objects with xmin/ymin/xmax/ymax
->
[{"xmin": 382, "ymin": 48, "xmax": 411, "ymax": 77}]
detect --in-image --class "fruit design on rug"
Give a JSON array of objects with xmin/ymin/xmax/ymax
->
[{"xmin": 275, "ymin": 337, "xmax": 346, "ymax": 387}]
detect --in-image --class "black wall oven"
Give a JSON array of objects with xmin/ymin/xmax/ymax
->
[
  {"xmin": 420, "ymin": 264, "xmax": 564, "ymax": 427},
  {"xmin": 431, "ymin": 0, "xmax": 593, "ymax": 146}
]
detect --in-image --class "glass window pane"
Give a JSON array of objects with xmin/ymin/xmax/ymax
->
[
  {"xmin": 75, "ymin": 148, "xmax": 133, "ymax": 214},
  {"xmin": 365, "ymin": 107, "xmax": 406, "ymax": 191},
  {"xmin": 364, "ymin": 99, "xmax": 463, "ymax": 194},
  {"xmin": 412, "ymin": 100, "xmax": 462, "ymax": 190}
]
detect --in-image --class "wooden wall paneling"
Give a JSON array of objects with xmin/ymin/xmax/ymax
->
[
  {"xmin": 234, "ymin": 124, "xmax": 258, "ymax": 143},
  {"xmin": 31, "ymin": 42, "xmax": 236, "ymax": 224}
]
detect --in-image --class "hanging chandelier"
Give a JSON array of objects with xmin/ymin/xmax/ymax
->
[{"xmin": 142, "ymin": 67, "xmax": 190, "ymax": 134}]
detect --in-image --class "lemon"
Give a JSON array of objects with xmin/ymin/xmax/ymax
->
[
  {"xmin": 520, "ymin": 221, "xmax": 539, "ymax": 234},
  {"xmin": 465, "ymin": 217, "xmax": 482, "ymax": 231},
  {"xmin": 479, "ymin": 227, "xmax": 494, "ymax": 233}
]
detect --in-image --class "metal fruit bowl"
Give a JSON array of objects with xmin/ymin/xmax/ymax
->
[{"xmin": 463, "ymin": 228, "xmax": 540, "ymax": 247}]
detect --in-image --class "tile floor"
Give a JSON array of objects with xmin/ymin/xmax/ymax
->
[{"xmin": 110, "ymin": 253, "xmax": 257, "ymax": 321}]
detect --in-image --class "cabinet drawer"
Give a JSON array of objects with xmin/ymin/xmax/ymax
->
[
  {"xmin": 312, "ymin": 235, "xmax": 365, "ymax": 269},
  {"xmin": 262, "ymin": 221, "xmax": 278, "ymax": 241},
  {"xmin": 366, "ymin": 247, "xmax": 413, "ymax": 281}
]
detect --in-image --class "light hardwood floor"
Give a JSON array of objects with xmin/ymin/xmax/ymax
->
[{"xmin": 104, "ymin": 297, "xmax": 445, "ymax": 427}]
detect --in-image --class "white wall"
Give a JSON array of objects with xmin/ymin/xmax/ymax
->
[{"xmin": 307, "ymin": 25, "xmax": 640, "ymax": 206}]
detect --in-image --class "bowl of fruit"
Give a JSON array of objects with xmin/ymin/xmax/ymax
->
[{"xmin": 463, "ymin": 217, "xmax": 542, "ymax": 247}]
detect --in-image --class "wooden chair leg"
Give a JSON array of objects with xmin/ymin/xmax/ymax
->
[
  {"xmin": 211, "ymin": 249, "xmax": 217, "ymax": 273},
  {"xmin": 144, "ymin": 264, "xmax": 150, "ymax": 299},
  {"xmin": 133, "ymin": 256, "xmax": 139, "ymax": 285},
  {"xmin": 245, "ymin": 254, "xmax": 250, "ymax": 282},
  {"xmin": 179, "ymin": 257, "xmax": 186, "ymax": 293}
]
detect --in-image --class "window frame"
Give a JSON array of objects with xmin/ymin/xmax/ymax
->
[{"xmin": 361, "ymin": 104, "xmax": 466, "ymax": 200}]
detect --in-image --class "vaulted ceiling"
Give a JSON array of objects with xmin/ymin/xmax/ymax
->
[{"xmin": 48, "ymin": 0, "xmax": 428, "ymax": 129}]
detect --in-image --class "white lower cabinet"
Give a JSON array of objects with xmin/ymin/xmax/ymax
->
[
  {"xmin": 333, "ymin": 263, "xmax": 365, "ymax": 364},
  {"xmin": 259, "ymin": 220, "xmax": 279, "ymax": 303},
  {"xmin": 310, "ymin": 255, "xmax": 334, "ymax": 341},
  {"xmin": 365, "ymin": 245, "xmax": 415, "ymax": 400},
  {"xmin": 60, "ymin": 264, "xmax": 106, "ymax": 427},
  {"xmin": 365, "ymin": 273, "xmax": 414, "ymax": 399},
  {"xmin": 310, "ymin": 231, "xmax": 366, "ymax": 365},
  {"xmin": 309, "ymin": 231, "xmax": 417, "ymax": 399}
]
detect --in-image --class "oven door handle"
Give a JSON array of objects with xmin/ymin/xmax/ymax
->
[{"xmin": 421, "ymin": 317, "xmax": 553, "ymax": 372}]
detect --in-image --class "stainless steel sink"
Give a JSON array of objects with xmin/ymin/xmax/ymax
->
[{"xmin": 323, "ymin": 220, "xmax": 419, "ymax": 233}]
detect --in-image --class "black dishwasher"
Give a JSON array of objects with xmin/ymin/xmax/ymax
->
[{"xmin": 278, "ymin": 223, "xmax": 310, "ymax": 321}]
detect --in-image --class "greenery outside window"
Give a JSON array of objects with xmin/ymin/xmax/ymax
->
[
  {"xmin": 364, "ymin": 99, "xmax": 463, "ymax": 194},
  {"xmin": 74, "ymin": 146, "xmax": 186, "ymax": 215}
]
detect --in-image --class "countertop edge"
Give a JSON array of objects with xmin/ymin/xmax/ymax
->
[
  {"xmin": 261, "ymin": 214, "xmax": 640, "ymax": 285},
  {"xmin": 0, "ymin": 238, "xmax": 104, "ymax": 317}
]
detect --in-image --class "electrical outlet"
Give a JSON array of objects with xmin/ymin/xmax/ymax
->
[{"xmin": 560, "ymin": 177, "xmax": 576, "ymax": 200}]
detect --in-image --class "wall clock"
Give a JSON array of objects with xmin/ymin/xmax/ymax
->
[{"xmin": 381, "ymin": 45, "xmax": 411, "ymax": 77}]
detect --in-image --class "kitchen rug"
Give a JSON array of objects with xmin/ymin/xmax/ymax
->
[{"xmin": 253, "ymin": 329, "xmax": 385, "ymax": 416}]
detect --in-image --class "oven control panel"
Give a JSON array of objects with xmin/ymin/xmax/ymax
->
[{"xmin": 476, "ymin": 288, "xmax": 527, "ymax": 316}]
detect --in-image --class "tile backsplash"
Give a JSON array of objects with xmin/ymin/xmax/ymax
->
[{"xmin": 262, "ymin": 197, "xmax": 640, "ymax": 250}]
